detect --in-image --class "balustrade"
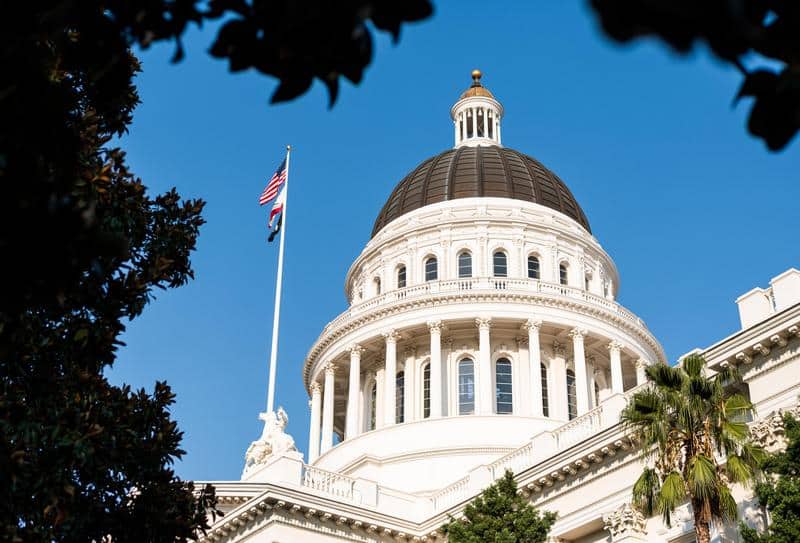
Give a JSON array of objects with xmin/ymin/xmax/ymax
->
[{"xmin": 302, "ymin": 465, "xmax": 356, "ymax": 500}]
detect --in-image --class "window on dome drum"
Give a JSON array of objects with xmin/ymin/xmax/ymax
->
[
  {"xmin": 476, "ymin": 108, "xmax": 485, "ymax": 137},
  {"xmin": 458, "ymin": 251, "xmax": 472, "ymax": 278},
  {"xmin": 495, "ymin": 358, "xmax": 513, "ymax": 414},
  {"xmin": 493, "ymin": 251, "xmax": 508, "ymax": 277},
  {"xmin": 566, "ymin": 369, "xmax": 577, "ymax": 420},
  {"xmin": 374, "ymin": 277, "xmax": 381, "ymax": 296},
  {"xmin": 604, "ymin": 281, "xmax": 609, "ymax": 298},
  {"xmin": 396, "ymin": 371, "xmax": 405, "ymax": 424},
  {"xmin": 541, "ymin": 363, "xmax": 549, "ymax": 417},
  {"xmin": 527, "ymin": 255, "xmax": 540, "ymax": 280},
  {"xmin": 458, "ymin": 359, "xmax": 475, "ymax": 415},
  {"xmin": 466, "ymin": 110, "xmax": 474, "ymax": 138},
  {"xmin": 425, "ymin": 257, "xmax": 438, "ymax": 281},
  {"xmin": 559, "ymin": 263, "xmax": 569, "ymax": 286},
  {"xmin": 397, "ymin": 266, "xmax": 406, "ymax": 289},
  {"xmin": 594, "ymin": 381, "xmax": 600, "ymax": 408},
  {"xmin": 488, "ymin": 110, "xmax": 494, "ymax": 139},
  {"xmin": 584, "ymin": 274, "xmax": 591, "ymax": 292},
  {"xmin": 369, "ymin": 382, "xmax": 377, "ymax": 431},
  {"xmin": 422, "ymin": 363, "xmax": 431, "ymax": 419}
]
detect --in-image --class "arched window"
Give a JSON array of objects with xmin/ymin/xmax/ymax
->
[
  {"xmin": 584, "ymin": 273, "xmax": 591, "ymax": 292},
  {"xmin": 422, "ymin": 363, "xmax": 431, "ymax": 419},
  {"xmin": 368, "ymin": 381, "xmax": 377, "ymax": 430},
  {"xmin": 425, "ymin": 256, "xmax": 438, "ymax": 282},
  {"xmin": 527, "ymin": 255, "xmax": 540, "ymax": 279},
  {"xmin": 541, "ymin": 363, "xmax": 549, "ymax": 417},
  {"xmin": 566, "ymin": 369, "xmax": 577, "ymax": 420},
  {"xmin": 604, "ymin": 281, "xmax": 610, "ymax": 298},
  {"xmin": 374, "ymin": 277, "xmax": 381, "ymax": 296},
  {"xmin": 559, "ymin": 263, "xmax": 569, "ymax": 286},
  {"xmin": 493, "ymin": 251, "xmax": 508, "ymax": 277},
  {"xmin": 458, "ymin": 251, "xmax": 472, "ymax": 278},
  {"xmin": 458, "ymin": 359, "xmax": 475, "ymax": 415},
  {"xmin": 594, "ymin": 381, "xmax": 600, "ymax": 408},
  {"xmin": 495, "ymin": 358, "xmax": 513, "ymax": 414},
  {"xmin": 397, "ymin": 266, "xmax": 406, "ymax": 289},
  {"xmin": 396, "ymin": 371, "xmax": 405, "ymax": 424}
]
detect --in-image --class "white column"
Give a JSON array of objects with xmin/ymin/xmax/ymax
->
[
  {"xmin": 496, "ymin": 116, "xmax": 501, "ymax": 144},
  {"xmin": 608, "ymin": 341, "xmax": 624, "ymax": 394},
  {"xmin": 345, "ymin": 344, "xmax": 364, "ymax": 440},
  {"xmin": 383, "ymin": 330, "xmax": 399, "ymax": 426},
  {"xmin": 454, "ymin": 119, "xmax": 459, "ymax": 146},
  {"xmin": 635, "ymin": 358, "xmax": 648, "ymax": 386},
  {"xmin": 587, "ymin": 356, "xmax": 596, "ymax": 409},
  {"xmin": 525, "ymin": 320, "xmax": 543, "ymax": 417},
  {"xmin": 308, "ymin": 382, "xmax": 322, "ymax": 462},
  {"xmin": 515, "ymin": 335, "xmax": 531, "ymax": 416},
  {"xmin": 321, "ymin": 362, "xmax": 337, "ymax": 454},
  {"xmin": 570, "ymin": 328, "xmax": 589, "ymax": 415},
  {"xmin": 476, "ymin": 317, "xmax": 493, "ymax": 415},
  {"xmin": 428, "ymin": 321, "xmax": 443, "ymax": 418},
  {"xmin": 551, "ymin": 342, "xmax": 567, "ymax": 420},
  {"xmin": 404, "ymin": 346, "xmax": 416, "ymax": 423}
]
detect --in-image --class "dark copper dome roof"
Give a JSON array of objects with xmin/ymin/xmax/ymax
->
[{"xmin": 371, "ymin": 146, "xmax": 591, "ymax": 237}]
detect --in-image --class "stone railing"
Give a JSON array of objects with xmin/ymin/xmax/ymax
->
[
  {"xmin": 323, "ymin": 278, "xmax": 644, "ymax": 334},
  {"xmin": 488, "ymin": 441, "xmax": 535, "ymax": 480},
  {"xmin": 553, "ymin": 405, "xmax": 605, "ymax": 449},
  {"xmin": 302, "ymin": 465, "xmax": 356, "ymax": 500},
  {"xmin": 431, "ymin": 475, "xmax": 470, "ymax": 511}
]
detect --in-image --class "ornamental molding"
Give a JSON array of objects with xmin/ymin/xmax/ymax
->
[
  {"xmin": 749, "ymin": 400, "xmax": 800, "ymax": 451},
  {"xmin": 303, "ymin": 287, "xmax": 665, "ymax": 391},
  {"xmin": 602, "ymin": 502, "xmax": 647, "ymax": 541},
  {"xmin": 522, "ymin": 318, "xmax": 542, "ymax": 332}
]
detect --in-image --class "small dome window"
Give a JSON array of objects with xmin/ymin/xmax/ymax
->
[
  {"xmin": 559, "ymin": 263, "xmax": 569, "ymax": 286},
  {"xmin": 566, "ymin": 369, "xmax": 577, "ymax": 420},
  {"xmin": 495, "ymin": 358, "xmax": 513, "ymax": 414},
  {"xmin": 458, "ymin": 251, "xmax": 473, "ymax": 278},
  {"xmin": 541, "ymin": 363, "xmax": 549, "ymax": 417},
  {"xmin": 527, "ymin": 255, "xmax": 540, "ymax": 280},
  {"xmin": 493, "ymin": 251, "xmax": 508, "ymax": 277},
  {"xmin": 397, "ymin": 265, "xmax": 406, "ymax": 289},
  {"xmin": 425, "ymin": 256, "xmax": 438, "ymax": 282},
  {"xmin": 396, "ymin": 371, "xmax": 405, "ymax": 424},
  {"xmin": 422, "ymin": 363, "xmax": 431, "ymax": 419},
  {"xmin": 458, "ymin": 359, "xmax": 475, "ymax": 415}
]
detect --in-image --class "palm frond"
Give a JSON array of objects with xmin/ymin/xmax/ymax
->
[
  {"xmin": 632, "ymin": 468, "xmax": 660, "ymax": 516},
  {"xmin": 646, "ymin": 363, "xmax": 684, "ymax": 390},
  {"xmin": 725, "ymin": 454, "xmax": 754, "ymax": 485},
  {"xmin": 682, "ymin": 354, "xmax": 705, "ymax": 378},
  {"xmin": 657, "ymin": 472, "xmax": 686, "ymax": 525},
  {"xmin": 687, "ymin": 455, "xmax": 716, "ymax": 501},
  {"xmin": 715, "ymin": 482, "xmax": 738, "ymax": 521}
]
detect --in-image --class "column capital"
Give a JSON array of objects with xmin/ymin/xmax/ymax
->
[
  {"xmin": 427, "ymin": 320, "xmax": 443, "ymax": 334},
  {"xmin": 552, "ymin": 341, "xmax": 566, "ymax": 357},
  {"xmin": 522, "ymin": 319, "xmax": 542, "ymax": 332},
  {"xmin": 348, "ymin": 344, "xmax": 365, "ymax": 356},
  {"xmin": 607, "ymin": 340, "xmax": 624, "ymax": 353},
  {"xmin": 383, "ymin": 330, "xmax": 401, "ymax": 343},
  {"xmin": 635, "ymin": 358, "xmax": 648, "ymax": 370},
  {"xmin": 569, "ymin": 328, "xmax": 588, "ymax": 340},
  {"xmin": 475, "ymin": 317, "xmax": 492, "ymax": 330},
  {"xmin": 310, "ymin": 381, "xmax": 322, "ymax": 395},
  {"xmin": 324, "ymin": 362, "xmax": 337, "ymax": 375}
]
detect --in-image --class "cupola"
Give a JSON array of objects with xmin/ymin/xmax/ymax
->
[{"xmin": 450, "ymin": 69, "xmax": 504, "ymax": 148}]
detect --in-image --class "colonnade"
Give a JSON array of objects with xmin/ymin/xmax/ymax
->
[{"xmin": 308, "ymin": 319, "xmax": 650, "ymax": 462}]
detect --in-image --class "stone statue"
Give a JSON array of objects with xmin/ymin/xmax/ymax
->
[{"xmin": 242, "ymin": 406, "xmax": 297, "ymax": 477}]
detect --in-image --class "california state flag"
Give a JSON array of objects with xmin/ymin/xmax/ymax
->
[{"xmin": 268, "ymin": 187, "xmax": 286, "ymax": 242}]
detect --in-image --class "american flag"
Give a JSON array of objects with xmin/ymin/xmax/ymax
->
[{"xmin": 259, "ymin": 158, "xmax": 287, "ymax": 205}]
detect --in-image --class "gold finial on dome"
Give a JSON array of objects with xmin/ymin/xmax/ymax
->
[{"xmin": 471, "ymin": 69, "xmax": 482, "ymax": 84}]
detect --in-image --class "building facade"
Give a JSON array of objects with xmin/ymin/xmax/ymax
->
[{"xmin": 204, "ymin": 72, "xmax": 800, "ymax": 543}]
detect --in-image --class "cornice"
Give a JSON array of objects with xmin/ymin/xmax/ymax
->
[
  {"xmin": 334, "ymin": 445, "xmax": 514, "ymax": 477},
  {"xmin": 304, "ymin": 289, "xmax": 665, "ymax": 388}
]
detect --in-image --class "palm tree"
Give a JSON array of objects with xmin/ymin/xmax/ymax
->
[{"xmin": 622, "ymin": 354, "xmax": 765, "ymax": 543}]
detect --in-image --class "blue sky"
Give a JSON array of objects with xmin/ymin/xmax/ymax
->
[{"xmin": 110, "ymin": 1, "xmax": 800, "ymax": 482}]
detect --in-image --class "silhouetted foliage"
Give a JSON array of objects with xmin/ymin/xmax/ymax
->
[
  {"xmin": 741, "ymin": 414, "xmax": 800, "ymax": 543},
  {"xmin": 0, "ymin": 3, "xmax": 221, "ymax": 541},
  {"xmin": 442, "ymin": 470, "xmax": 556, "ymax": 543},
  {"xmin": 589, "ymin": 1, "xmax": 800, "ymax": 150}
]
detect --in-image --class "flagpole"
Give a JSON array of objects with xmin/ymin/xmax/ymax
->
[{"xmin": 266, "ymin": 145, "xmax": 290, "ymax": 414}]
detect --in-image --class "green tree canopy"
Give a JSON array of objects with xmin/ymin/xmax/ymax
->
[
  {"xmin": 623, "ymin": 354, "xmax": 764, "ymax": 543},
  {"xmin": 442, "ymin": 470, "xmax": 556, "ymax": 543},
  {"xmin": 741, "ymin": 414, "xmax": 800, "ymax": 543}
]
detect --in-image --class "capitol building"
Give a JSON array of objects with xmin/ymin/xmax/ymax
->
[{"xmin": 203, "ymin": 72, "xmax": 800, "ymax": 543}]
